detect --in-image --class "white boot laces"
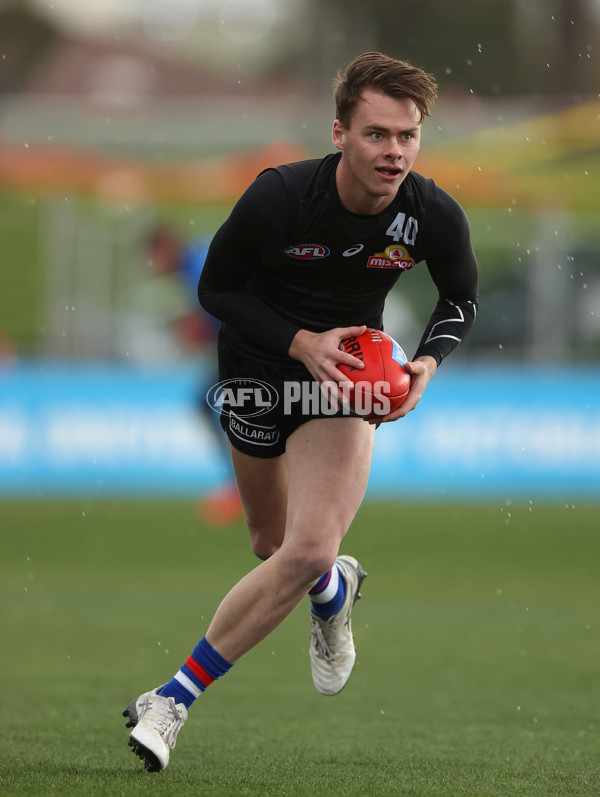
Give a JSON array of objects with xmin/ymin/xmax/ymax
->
[
  {"xmin": 311, "ymin": 617, "xmax": 336, "ymax": 662},
  {"xmin": 153, "ymin": 697, "xmax": 185, "ymax": 749}
]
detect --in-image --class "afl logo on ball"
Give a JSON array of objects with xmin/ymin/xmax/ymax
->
[{"xmin": 284, "ymin": 244, "xmax": 330, "ymax": 260}]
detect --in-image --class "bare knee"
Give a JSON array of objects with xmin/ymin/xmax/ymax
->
[
  {"xmin": 248, "ymin": 524, "xmax": 284, "ymax": 561},
  {"xmin": 279, "ymin": 542, "xmax": 338, "ymax": 587}
]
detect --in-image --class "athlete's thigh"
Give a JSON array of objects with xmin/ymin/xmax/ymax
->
[
  {"xmin": 284, "ymin": 417, "xmax": 375, "ymax": 545},
  {"xmin": 230, "ymin": 444, "xmax": 288, "ymax": 551}
]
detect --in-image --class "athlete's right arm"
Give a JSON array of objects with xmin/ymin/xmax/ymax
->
[
  {"xmin": 288, "ymin": 326, "xmax": 366, "ymax": 395},
  {"xmin": 199, "ymin": 167, "xmax": 365, "ymax": 380},
  {"xmin": 198, "ymin": 170, "xmax": 301, "ymax": 355}
]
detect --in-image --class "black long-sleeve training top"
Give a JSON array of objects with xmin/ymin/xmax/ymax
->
[{"xmin": 198, "ymin": 152, "xmax": 478, "ymax": 365}]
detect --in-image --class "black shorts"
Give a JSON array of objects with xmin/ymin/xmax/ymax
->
[{"xmin": 214, "ymin": 325, "xmax": 357, "ymax": 458}]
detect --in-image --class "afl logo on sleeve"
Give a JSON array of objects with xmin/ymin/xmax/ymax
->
[{"xmin": 284, "ymin": 244, "xmax": 330, "ymax": 260}]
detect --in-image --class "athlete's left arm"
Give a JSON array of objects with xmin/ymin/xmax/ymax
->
[
  {"xmin": 413, "ymin": 190, "xmax": 479, "ymax": 366},
  {"xmin": 373, "ymin": 192, "xmax": 478, "ymax": 424}
]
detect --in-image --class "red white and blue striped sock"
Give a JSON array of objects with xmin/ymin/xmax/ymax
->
[
  {"xmin": 158, "ymin": 636, "xmax": 233, "ymax": 709},
  {"xmin": 309, "ymin": 563, "xmax": 346, "ymax": 620}
]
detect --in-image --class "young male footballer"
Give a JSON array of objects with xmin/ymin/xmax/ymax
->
[{"xmin": 123, "ymin": 51, "xmax": 479, "ymax": 772}]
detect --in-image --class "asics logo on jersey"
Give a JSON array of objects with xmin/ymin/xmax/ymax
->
[
  {"xmin": 284, "ymin": 244, "xmax": 330, "ymax": 260},
  {"xmin": 343, "ymin": 244, "xmax": 364, "ymax": 257},
  {"xmin": 367, "ymin": 245, "xmax": 416, "ymax": 271}
]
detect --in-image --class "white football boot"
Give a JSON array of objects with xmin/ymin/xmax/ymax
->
[
  {"xmin": 309, "ymin": 554, "xmax": 367, "ymax": 696},
  {"xmin": 123, "ymin": 687, "xmax": 188, "ymax": 772}
]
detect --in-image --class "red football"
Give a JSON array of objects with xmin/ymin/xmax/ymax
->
[{"xmin": 338, "ymin": 328, "xmax": 411, "ymax": 418}]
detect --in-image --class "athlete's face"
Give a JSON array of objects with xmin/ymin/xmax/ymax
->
[{"xmin": 332, "ymin": 89, "xmax": 422, "ymax": 215}]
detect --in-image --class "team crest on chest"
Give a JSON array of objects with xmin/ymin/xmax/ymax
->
[{"xmin": 367, "ymin": 245, "xmax": 416, "ymax": 270}]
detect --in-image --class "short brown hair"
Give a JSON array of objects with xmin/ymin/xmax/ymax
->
[{"xmin": 333, "ymin": 51, "xmax": 438, "ymax": 127}]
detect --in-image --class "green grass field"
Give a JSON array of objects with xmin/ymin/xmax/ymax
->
[{"xmin": 1, "ymin": 499, "xmax": 598, "ymax": 796}]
